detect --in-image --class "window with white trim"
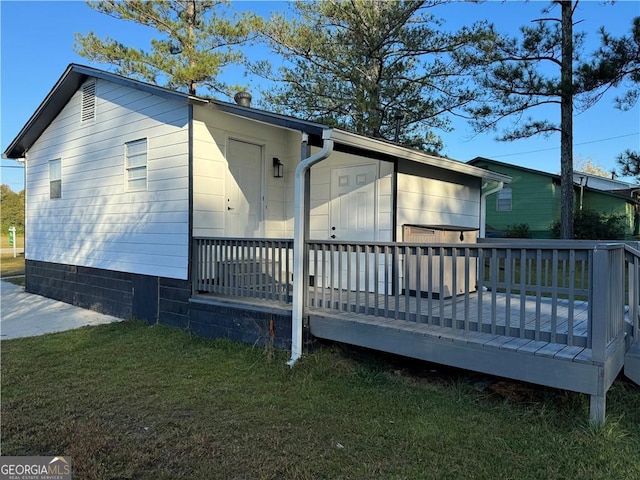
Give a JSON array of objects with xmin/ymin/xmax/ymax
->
[
  {"xmin": 49, "ymin": 159, "xmax": 62, "ymax": 199},
  {"xmin": 125, "ymin": 138, "xmax": 148, "ymax": 191},
  {"xmin": 496, "ymin": 187, "xmax": 512, "ymax": 212},
  {"xmin": 81, "ymin": 80, "xmax": 96, "ymax": 122}
]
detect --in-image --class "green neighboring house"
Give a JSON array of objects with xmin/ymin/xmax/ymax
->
[{"xmin": 469, "ymin": 157, "xmax": 640, "ymax": 238}]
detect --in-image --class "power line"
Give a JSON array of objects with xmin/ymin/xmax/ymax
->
[
  {"xmin": 492, "ymin": 132, "xmax": 640, "ymax": 158},
  {"xmin": 0, "ymin": 165, "xmax": 24, "ymax": 169}
]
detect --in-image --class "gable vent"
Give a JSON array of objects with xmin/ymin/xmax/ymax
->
[{"xmin": 81, "ymin": 80, "xmax": 96, "ymax": 122}]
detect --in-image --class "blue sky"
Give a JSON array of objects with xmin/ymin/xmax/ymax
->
[{"xmin": 1, "ymin": 0, "xmax": 639, "ymax": 193}]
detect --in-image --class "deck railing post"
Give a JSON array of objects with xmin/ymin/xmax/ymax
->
[
  {"xmin": 634, "ymin": 256, "xmax": 640, "ymax": 341},
  {"xmin": 191, "ymin": 238, "xmax": 199, "ymax": 296},
  {"xmin": 590, "ymin": 246, "xmax": 614, "ymax": 364},
  {"xmin": 589, "ymin": 244, "xmax": 625, "ymax": 425}
]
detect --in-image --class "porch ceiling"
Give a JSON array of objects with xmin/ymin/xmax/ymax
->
[{"xmin": 329, "ymin": 129, "xmax": 511, "ymax": 184}]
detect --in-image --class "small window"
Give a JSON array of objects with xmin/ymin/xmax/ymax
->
[
  {"xmin": 496, "ymin": 187, "xmax": 512, "ymax": 212},
  {"xmin": 125, "ymin": 139, "xmax": 147, "ymax": 191},
  {"xmin": 81, "ymin": 80, "xmax": 96, "ymax": 122},
  {"xmin": 50, "ymin": 159, "xmax": 62, "ymax": 199}
]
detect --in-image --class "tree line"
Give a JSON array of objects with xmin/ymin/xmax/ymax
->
[
  {"xmin": 1, "ymin": 184, "xmax": 25, "ymax": 235},
  {"xmin": 73, "ymin": 0, "xmax": 639, "ymax": 239}
]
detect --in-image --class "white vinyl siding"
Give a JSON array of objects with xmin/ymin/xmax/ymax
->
[
  {"xmin": 49, "ymin": 159, "xmax": 61, "ymax": 199},
  {"xmin": 192, "ymin": 106, "xmax": 299, "ymax": 238},
  {"xmin": 25, "ymin": 78, "xmax": 190, "ymax": 279},
  {"xmin": 125, "ymin": 138, "xmax": 147, "ymax": 191},
  {"xmin": 497, "ymin": 187, "xmax": 512, "ymax": 212},
  {"xmin": 395, "ymin": 162, "xmax": 480, "ymax": 240},
  {"xmin": 192, "ymin": 111, "xmax": 394, "ymax": 243}
]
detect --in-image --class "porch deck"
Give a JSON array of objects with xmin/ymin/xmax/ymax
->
[
  {"xmin": 192, "ymin": 237, "xmax": 640, "ymax": 424},
  {"xmin": 306, "ymin": 305, "xmax": 620, "ymax": 414},
  {"xmin": 195, "ymin": 286, "xmax": 613, "ymax": 397},
  {"xmin": 201, "ymin": 289, "xmax": 596, "ymax": 356}
]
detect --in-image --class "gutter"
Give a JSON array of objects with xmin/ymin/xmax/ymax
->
[
  {"xmin": 288, "ymin": 129, "xmax": 334, "ymax": 366},
  {"xmin": 480, "ymin": 181, "xmax": 504, "ymax": 238}
]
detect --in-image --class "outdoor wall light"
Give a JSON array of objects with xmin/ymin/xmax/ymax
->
[{"xmin": 273, "ymin": 157, "xmax": 284, "ymax": 178}]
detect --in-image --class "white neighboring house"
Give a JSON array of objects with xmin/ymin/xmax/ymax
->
[{"xmin": 3, "ymin": 64, "xmax": 509, "ymax": 341}]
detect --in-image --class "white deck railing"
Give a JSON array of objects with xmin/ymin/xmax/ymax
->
[
  {"xmin": 192, "ymin": 237, "xmax": 294, "ymax": 303},
  {"xmin": 625, "ymin": 244, "xmax": 640, "ymax": 346},
  {"xmin": 192, "ymin": 237, "xmax": 634, "ymax": 356}
]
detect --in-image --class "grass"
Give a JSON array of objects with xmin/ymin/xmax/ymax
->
[
  {"xmin": 2, "ymin": 322, "xmax": 639, "ymax": 480},
  {"xmin": 1, "ymin": 253, "xmax": 25, "ymax": 277},
  {"xmin": 0, "ymin": 234, "xmax": 24, "ymax": 249}
]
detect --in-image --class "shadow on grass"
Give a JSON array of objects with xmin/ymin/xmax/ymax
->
[{"xmin": 1, "ymin": 322, "xmax": 639, "ymax": 480}]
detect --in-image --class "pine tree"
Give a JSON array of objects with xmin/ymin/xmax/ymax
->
[
  {"xmin": 578, "ymin": 17, "xmax": 640, "ymax": 111},
  {"xmin": 255, "ymin": 0, "xmax": 492, "ymax": 152},
  {"xmin": 577, "ymin": 17, "xmax": 640, "ymax": 181},
  {"xmin": 464, "ymin": 1, "xmax": 613, "ymax": 238},
  {"xmin": 75, "ymin": 0, "xmax": 258, "ymax": 96}
]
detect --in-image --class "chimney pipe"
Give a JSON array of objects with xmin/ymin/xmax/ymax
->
[{"xmin": 234, "ymin": 91, "xmax": 252, "ymax": 107}]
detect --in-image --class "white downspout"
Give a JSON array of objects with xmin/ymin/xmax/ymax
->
[
  {"xmin": 288, "ymin": 130, "xmax": 334, "ymax": 366},
  {"xmin": 480, "ymin": 181, "xmax": 504, "ymax": 238}
]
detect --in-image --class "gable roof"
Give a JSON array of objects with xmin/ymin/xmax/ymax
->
[
  {"xmin": 469, "ymin": 156, "xmax": 638, "ymax": 204},
  {"xmin": 3, "ymin": 64, "xmax": 200, "ymax": 159},
  {"xmin": 468, "ymin": 156, "xmax": 562, "ymax": 180},
  {"xmin": 3, "ymin": 63, "xmax": 327, "ymax": 159},
  {"xmin": 3, "ymin": 64, "xmax": 509, "ymax": 184}
]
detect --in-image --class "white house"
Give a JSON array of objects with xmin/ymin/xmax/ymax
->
[
  {"xmin": 3, "ymin": 64, "xmax": 509, "ymax": 347},
  {"xmin": 7, "ymin": 65, "xmax": 640, "ymax": 426}
]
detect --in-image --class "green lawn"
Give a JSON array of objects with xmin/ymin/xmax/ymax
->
[
  {"xmin": 0, "ymin": 232, "xmax": 25, "ymax": 279},
  {"xmin": 0, "ymin": 252, "xmax": 25, "ymax": 279},
  {"xmin": 1, "ymin": 322, "xmax": 639, "ymax": 480},
  {"xmin": 0, "ymin": 234, "xmax": 24, "ymax": 249}
]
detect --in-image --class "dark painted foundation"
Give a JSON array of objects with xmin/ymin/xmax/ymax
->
[
  {"xmin": 26, "ymin": 260, "xmax": 135, "ymax": 319},
  {"xmin": 25, "ymin": 260, "xmax": 299, "ymax": 350},
  {"xmin": 189, "ymin": 297, "xmax": 295, "ymax": 350}
]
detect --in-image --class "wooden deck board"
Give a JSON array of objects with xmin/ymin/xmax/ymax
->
[
  {"xmin": 515, "ymin": 340, "xmax": 549, "ymax": 355},
  {"xmin": 484, "ymin": 335, "xmax": 516, "ymax": 348},
  {"xmin": 555, "ymin": 345, "xmax": 587, "ymax": 361},
  {"xmin": 455, "ymin": 329, "xmax": 489, "ymax": 343},
  {"xmin": 499, "ymin": 337, "xmax": 532, "ymax": 352},
  {"xmin": 534, "ymin": 342, "xmax": 568, "ymax": 359}
]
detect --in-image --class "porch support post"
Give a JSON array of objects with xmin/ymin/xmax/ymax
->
[
  {"xmin": 590, "ymin": 386, "xmax": 606, "ymax": 427},
  {"xmin": 288, "ymin": 130, "xmax": 334, "ymax": 366}
]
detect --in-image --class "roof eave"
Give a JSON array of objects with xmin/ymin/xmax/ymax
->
[
  {"xmin": 3, "ymin": 64, "xmax": 197, "ymax": 159},
  {"xmin": 207, "ymin": 100, "xmax": 327, "ymax": 142},
  {"xmin": 331, "ymin": 130, "xmax": 511, "ymax": 184}
]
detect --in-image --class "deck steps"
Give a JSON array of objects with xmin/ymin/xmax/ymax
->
[{"xmin": 624, "ymin": 341, "xmax": 640, "ymax": 386}]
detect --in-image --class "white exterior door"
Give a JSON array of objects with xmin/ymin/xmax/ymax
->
[
  {"xmin": 325, "ymin": 164, "xmax": 378, "ymax": 292},
  {"xmin": 330, "ymin": 164, "xmax": 376, "ymax": 240},
  {"xmin": 225, "ymin": 139, "xmax": 263, "ymax": 237}
]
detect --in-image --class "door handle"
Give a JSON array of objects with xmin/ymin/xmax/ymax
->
[
  {"xmin": 228, "ymin": 207, "xmax": 234, "ymax": 210},
  {"xmin": 330, "ymin": 234, "xmax": 336, "ymax": 239}
]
